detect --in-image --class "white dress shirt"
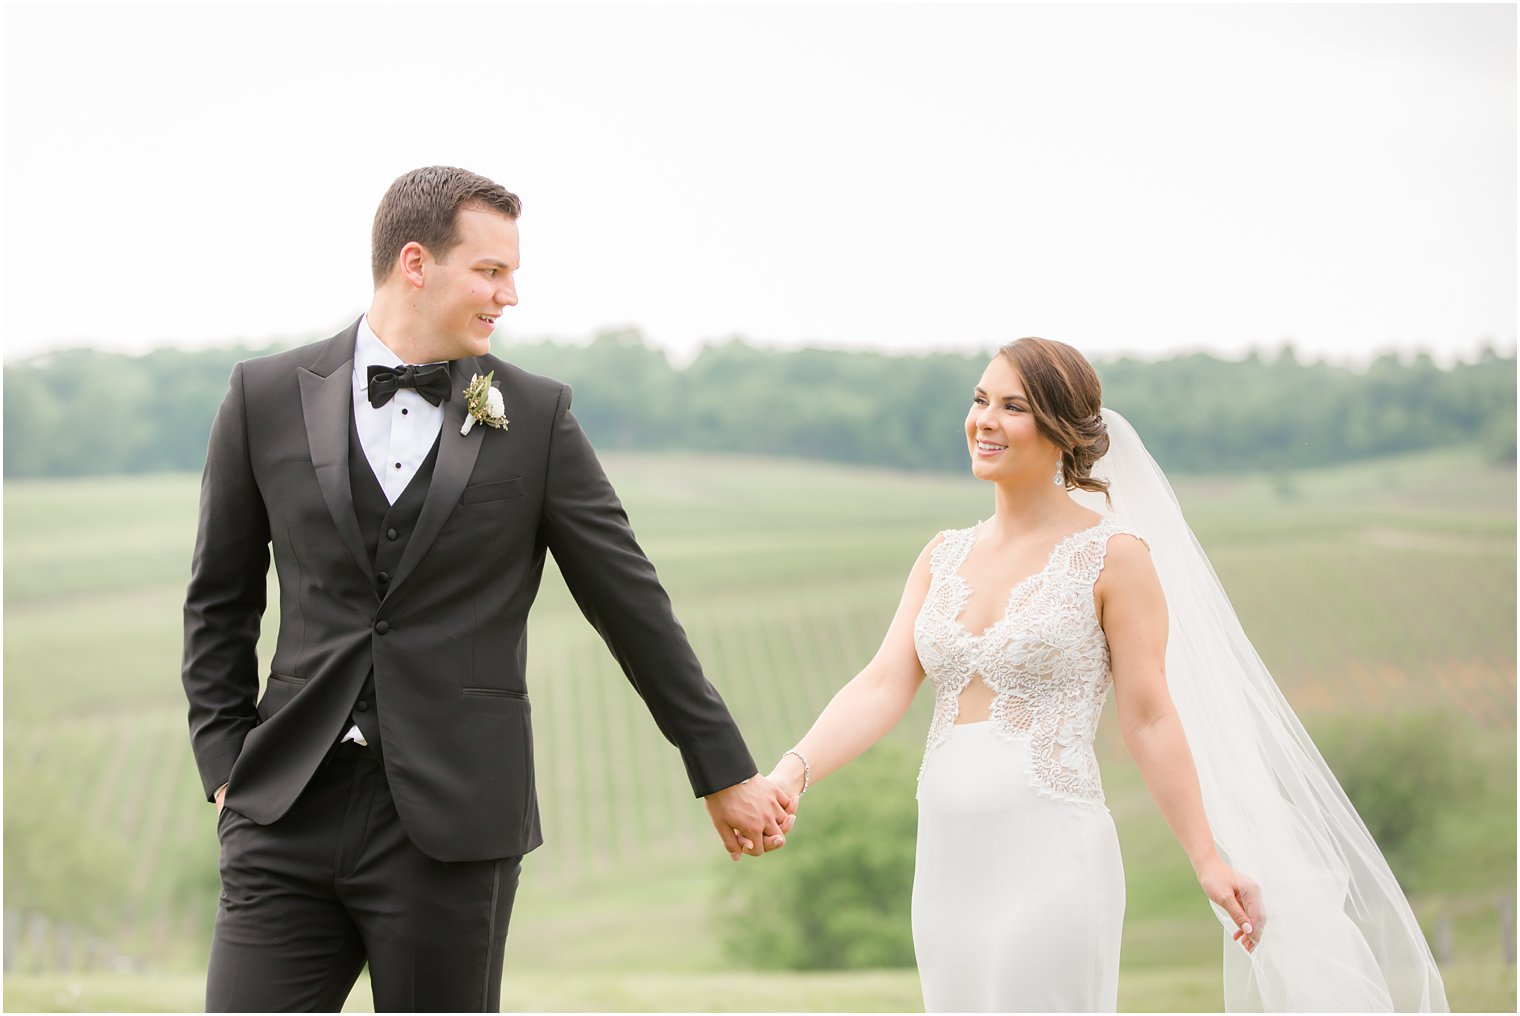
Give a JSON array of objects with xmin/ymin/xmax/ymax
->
[
  {"xmin": 352, "ymin": 316, "xmax": 448, "ymax": 505},
  {"xmin": 342, "ymin": 316, "xmax": 449, "ymax": 745}
]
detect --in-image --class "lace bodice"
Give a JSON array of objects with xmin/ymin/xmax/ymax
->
[{"xmin": 913, "ymin": 518, "xmax": 1143, "ymax": 807}]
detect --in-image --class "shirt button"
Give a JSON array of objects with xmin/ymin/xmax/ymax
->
[
  {"xmin": 401, "ymin": 408, "xmax": 409, "ymax": 415},
  {"xmin": 394, "ymin": 462, "xmax": 402, "ymax": 469},
  {"xmin": 386, "ymin": 528, "xmax": 399, "ymax": 541},
  {"xmin": 374, "ymin": 620, "xmax": 390, "ymax": 635},
  {"xmin": 356, "ymin": 700, "xmax": 370, "ymax": 712}
]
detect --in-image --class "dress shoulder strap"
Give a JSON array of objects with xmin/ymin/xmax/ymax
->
[
  {"xmin": 927, "ymin": 525, "xmax": 976, "ymax": 581},
  {"xmin": 1101, "ymin": 518, "xmax": 1148, "ymax": 550},
  {"xmin": 1062, "ymin": 517, "xmax": 1149, "ymax": 585}
]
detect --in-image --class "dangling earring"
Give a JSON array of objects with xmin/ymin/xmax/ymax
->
[{"xmin": 1053, "ymin": 459, "xmax": 1065, "ymax": 486}]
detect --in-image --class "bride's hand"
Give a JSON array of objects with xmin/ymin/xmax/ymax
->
[
  {"xmin": 766, "ymin": 756, "xmax": 808, "ymax": 813},
  {"xmin": 1196, "ymin": 856, "xmax": 1264, "ymax": 953},
  {"xmin": 765, "ymin": 770, "xmax": 804, "ymax": 811}
]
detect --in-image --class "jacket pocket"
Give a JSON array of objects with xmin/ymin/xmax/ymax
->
[
  {"xmin": 459, "ymin": 477, "xmax": 525, "ymax": 505},
  {"xmin": 257, "ymin": 673, "xmax": 307, "ymax": 720},
  {"xmin": 461, "ymin": 687, "xmax": 528, "ymax": 700}
]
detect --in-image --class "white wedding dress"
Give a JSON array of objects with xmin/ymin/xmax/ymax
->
[{"xmin": 912, "ymin": 518, "xmax": 1139, "ymax": 1012}]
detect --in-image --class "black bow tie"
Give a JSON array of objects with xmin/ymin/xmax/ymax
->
[{"xmin": 367, "ymin": 363, "xmax": 453, "ymax": 408}]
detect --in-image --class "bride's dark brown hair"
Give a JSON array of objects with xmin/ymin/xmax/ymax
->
[{"xmin": 996, "ymin": 337, "xmax": 1111, "ymax": 501}]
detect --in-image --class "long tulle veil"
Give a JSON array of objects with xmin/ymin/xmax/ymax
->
[{"xmin": 1073, "ymin": 408, "xmax": 1448, "ymax": 1012}]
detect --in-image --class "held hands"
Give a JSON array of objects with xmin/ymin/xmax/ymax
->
[
  {"xmin": 704, "ymin": 774, "xmax": 798, "ymax": 862},
  {"xmin": 737, "ymin": 753, "xmax": 810, "ymax": 856},
  {"xmin": 1196, "ymin": 855, "xmax": 1265, "ymax": 953}
]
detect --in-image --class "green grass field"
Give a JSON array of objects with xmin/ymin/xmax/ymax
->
[{"xmin": 4, "ymin": 447, "xmax": 1515, "ymax": 1011}]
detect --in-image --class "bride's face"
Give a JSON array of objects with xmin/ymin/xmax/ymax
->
[{"xmin": 965, "ymin": 355, "xmax": 1059, "ymax": 485}]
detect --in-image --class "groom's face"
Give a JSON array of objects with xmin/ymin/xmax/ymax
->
[{"xmin": 417, "ymin": 206, "xmax": 521, "ymax": 359}]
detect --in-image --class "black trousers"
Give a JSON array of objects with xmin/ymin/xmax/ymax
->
[{"xmin": 207, "ymin": 741, "xmax": 521, "ymax": 1012}]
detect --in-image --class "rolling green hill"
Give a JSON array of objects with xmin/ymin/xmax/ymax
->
[{"xmin": 4, "ymin": 448, "xmax": 1514, "ymax": 1011}]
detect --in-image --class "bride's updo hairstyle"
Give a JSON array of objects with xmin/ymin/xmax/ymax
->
[{"xmin": 996, "ymin": 337, "xmax": 1111, "ymax": 500}]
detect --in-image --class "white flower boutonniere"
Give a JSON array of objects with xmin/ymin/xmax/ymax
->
[{"xmin": 461, "ymin": 371, "xmax": 509, "ymax": 435}]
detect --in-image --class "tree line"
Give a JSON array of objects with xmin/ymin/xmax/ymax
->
[{"xmin": 4, "ymin": 330, "xmax": 1514, "ymax": 478}]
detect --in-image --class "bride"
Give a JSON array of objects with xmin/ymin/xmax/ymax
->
[{"xmin": 767, "ymin": 337, "xmax": 1448, "ymax": 1012}]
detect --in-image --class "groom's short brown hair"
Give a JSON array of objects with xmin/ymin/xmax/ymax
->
[{"xmin": 371, "ymin": 166, "xmax": 522, "ymax": 286}]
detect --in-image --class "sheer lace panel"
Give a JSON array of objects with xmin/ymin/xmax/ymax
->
[{"xmin": 913, "ymin": 519, "xmax": 1144, "ymax": 807}]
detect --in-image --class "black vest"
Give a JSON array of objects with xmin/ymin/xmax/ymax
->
[{"xmin": 346, "ymin": 408, "xmax": 442, "ymax": 757}]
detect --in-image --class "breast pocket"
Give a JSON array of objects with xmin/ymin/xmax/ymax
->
[{"xmin": 459, "ymin": 476, "xmax": 525, "ymax": 505}]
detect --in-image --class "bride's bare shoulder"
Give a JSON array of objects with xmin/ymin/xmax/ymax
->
[
  {"xmin": 1096, "ymin": 530, "xmax": 1162, "ymax": 605},
  {"xmin": 1104, "ymin": 528, "xmax": 1151, "ymax": 556},
  {"xmin": 905, "ymin": 529, "xmax": 958, "ymax": 585},
  {"xmin": 915, "ymin": 531, "xmax": 947, "ymax": 565}
]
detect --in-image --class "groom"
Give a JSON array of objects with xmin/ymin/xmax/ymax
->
[{"xmin": 181, "ymin": 166, "xmax": 794, "ymax": 1012}]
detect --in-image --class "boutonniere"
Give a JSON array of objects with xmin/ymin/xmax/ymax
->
[{"xmin": 460, "ymin": 371, "xmax": 509, "ymax": 435}]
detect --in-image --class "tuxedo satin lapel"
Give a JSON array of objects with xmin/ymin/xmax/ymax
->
[
  {"xmin": 385, "ymin": 358, "xmax": 484, "ymax": 600},
  {"xmin": 298, "ymin": 361, "xmax": 375, "ymax": 586}
]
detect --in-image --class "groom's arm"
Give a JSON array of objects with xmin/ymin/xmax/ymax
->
[
  {"xmin": 182, "ymin": 361, "xmax": 271, "ymax": 801},
  {"xmin": 538, "ymin": 384, "xmax": 757, "ymax": 797}
]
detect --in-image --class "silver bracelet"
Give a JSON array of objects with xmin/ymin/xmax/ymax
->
[{"xmin": 783, "ymin": 749, "xmax": 811, "ymax": 795}]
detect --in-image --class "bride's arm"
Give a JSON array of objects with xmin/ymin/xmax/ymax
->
[
  {"xmin": 767, "ymin": 536, "xmax": 938, "ymax": 797},
  {"xmin": 1099, "ymin": 534, "xmax": 1263, "ymax": 952}
]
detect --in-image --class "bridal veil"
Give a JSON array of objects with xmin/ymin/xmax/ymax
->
[{"xmin": 1074, "ymin": 408, "xmax": 1449, "ymax": 1012}]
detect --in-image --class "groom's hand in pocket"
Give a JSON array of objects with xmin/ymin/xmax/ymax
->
[{"xmin": 704, "ymin": 775, "xmax": 797, "ymax": 861}]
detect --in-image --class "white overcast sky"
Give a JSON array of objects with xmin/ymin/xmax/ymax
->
[{"xmin": 2, "ymin": 2, "xmax": 1514, "ymax": 365}]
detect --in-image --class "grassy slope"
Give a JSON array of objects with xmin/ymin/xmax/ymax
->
[{"xmin": 4, "ymin": 446, "xmax": 1515, "ymax": 1010}]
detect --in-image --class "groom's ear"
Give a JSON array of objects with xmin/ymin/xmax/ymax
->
[{"xmin": 394, "ymin": 241, "xmax": 428, "ymax": 289}]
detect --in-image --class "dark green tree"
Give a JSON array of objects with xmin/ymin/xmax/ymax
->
[{"xmin": 718, "ymin": 742, "xmax": 920, "ymax": 970}]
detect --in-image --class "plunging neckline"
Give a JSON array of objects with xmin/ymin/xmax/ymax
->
[{"xmin": 950, "ymin": 518, "xmax": 1110, "ymax": 641}]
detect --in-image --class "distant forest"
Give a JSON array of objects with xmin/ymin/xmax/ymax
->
[{"xmin": 4, "ymin": 330, "xmax": 1514, "ymax": 478}]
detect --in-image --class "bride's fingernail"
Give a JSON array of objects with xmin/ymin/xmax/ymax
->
[{"xmin": 1243, "ymin": 923, "xmax": 1253, "ymax": 934}]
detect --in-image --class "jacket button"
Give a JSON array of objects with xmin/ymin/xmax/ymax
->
[
  {"xmin": 377, "ymin": 571, "xmax": 390, "ymax": 584},
  {"xmin": 374, "ymin": 620, "xmax": 390, "ymax": 635},
  {"xmin": 386, "ymin": 528, "xmax": 399, "ymax": 541},
  {"xmin": 356, "ymin": 700, "xmax": 370, "ymax": 712}
]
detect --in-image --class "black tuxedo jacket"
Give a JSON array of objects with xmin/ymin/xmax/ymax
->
[{"xmin": 182, "ymin": 320, "xmax": 756, "ymax": 862}]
